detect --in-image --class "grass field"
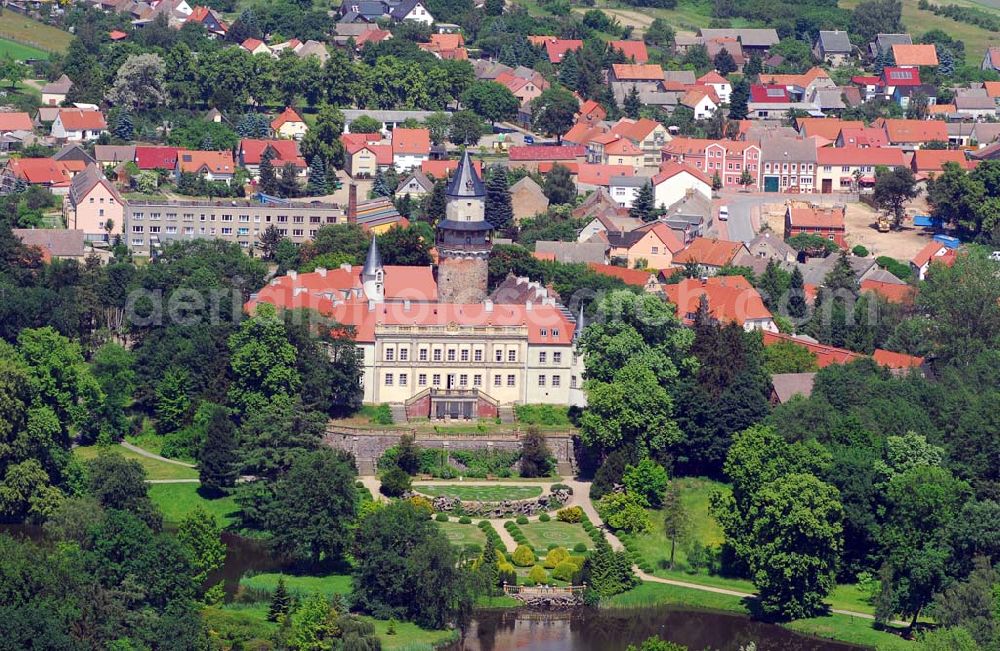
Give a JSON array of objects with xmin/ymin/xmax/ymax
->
[
  {"xmin": 147, "ymin": 483, "xmax": 238, "ymax": 526},
  {"xmin": 417, "ymin": 484, "xmax": 543, "ymax": 501},
  {"xmin": 240, "ymin": 572, "xmax": 353, "ymax": 598},
  {"xmin": 840, "ymin": 0, "xmax": 999, "ymax": 62},
  {"xmin": 73, "ymin": 444, "xmax": 199, "ymax": 481},
  {"xmin": 0, "ymin": 38, "xmax": 47, "ymax": 60},
  {"xmin": 519, "ymin": 521, "xmax": 593, "ymax": 550},
  {"xmin": 436, "ymin": 520, "xmax": 488, "ymax": 547},
  {"xmin": 0, "ymin": 13, "xmax": 71, "ymax": 54},
  {"xmin": 605, "ymin": 582, "xmax": 914, "ymax": 651}
]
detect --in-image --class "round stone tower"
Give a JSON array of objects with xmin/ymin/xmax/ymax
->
[{"xmin": 436, "ymin": 151, "xmax": 491, "ymax": 303}]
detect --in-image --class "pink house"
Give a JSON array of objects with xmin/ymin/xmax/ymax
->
[
  {"xmin": 64, "ymin": 164, "xmax": 124, "ymax": 240},
  {"xmin": 661, "ymin": 137, "xmax": 762, "ymax": 189}
]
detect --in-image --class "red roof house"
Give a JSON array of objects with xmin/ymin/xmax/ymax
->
[
  {"xmin": 609, "ymin": 40, "xmax": 649, "ymax": 63},
  {"xmin": 134, "ymin": 146, "xmax": 179, "ymax": 170}
]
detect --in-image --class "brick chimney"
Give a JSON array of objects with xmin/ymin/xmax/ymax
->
[{"xmin": 347, "ymin": 183, "xmax": 358, "ymax": 222}]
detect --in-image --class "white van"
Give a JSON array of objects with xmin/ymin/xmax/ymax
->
[{"xmin": 719, "ymin": 205, "xmax": 729, "ymax": 221}]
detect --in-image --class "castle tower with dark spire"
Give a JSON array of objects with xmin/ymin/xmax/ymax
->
[
  {"xmin": 436, "ymin": 151, "xmax": 491, "ymax": 303},
  {"xmin": 362, "ymin": 236, "xmax": 384, "ymax": 304}
]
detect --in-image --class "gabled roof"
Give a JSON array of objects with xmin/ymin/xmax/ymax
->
[
  {"xmin": 611, "ymin": 117, "xmax": 663, "ymax": 143},
  {"xmin": 652, "ymin": 161, "xmax": 712, "ymax": 187},
  {"xmin": 760, "ymin": 67, "xmax": 831, "ymax": 89},
  {"xmin": 0, "ymin": 112, "xmax": 33, "ymax": 132},
  {"xmin": 13, "ymin": 229, "xmax": 85, "ymax": 259},
  {"xmin": 837, "ymin": 127, "xmax": 888, "ymax": 148},
  {"xmin": 56, "ymin": 109, "xmax": 106, "ymax": 131},
  {"xmin": 397, "ymin": 170, "xmax": 434, "ymax": 193},
  {"xmin": 271, "ymin": 107, "xmax": 305, "ymax": 130},
  {"xmin": 576, "ymin": 163, "xmax": 633, "ymax": 186},
  {"xmin": 798, "ymin": 118, "xmax": 862, "ymax": 141},
  {"xmin": 176, "ymin": 150, "xmax": 236, "ymax": 175},
  {"xmin": 861, "ymin": 279, "xmax": 915, "ymax": 304},
  {"xmin": 762, "ymin": 331, "xmax": 860, "ymax": 368},
  {"xmin": 41, "ymin": 74, "xmax": 73, "ymax": 95},
  {"xmin": 94, "ymin": 144, "xmax": 136, "ymax": 164},
  {"xmin": 882, "ymin": 67, "xmax": 920, "ymax": 86},
  {"xmin": 135, "ymin": 146, "xmax": 179, "ymax": 170},
  {"xmin": 69, "ymin": 163, "xmax": 122, "ymax": 206},
  {"xmin": 241, "ymin": 37, "xmax": 267, "ymax": 52},
  {"xmin": 787, "ymin": 204, "xmax": 845, "ymax": 229},
  {"xmin": 699, "ymin": 28, "xmax": 779, "ymax": 48},
  {"xmin": 5, "ymin": 158, "xmax": 73, "ymax": 185},
  {"xmin": 771, "ymin": 372, "xmax": 817, "ymax": 402},
  {"xmin": 508, "ymin": 144, "xmax": 585, "ymax": 161},
  {"xmin": 664, "ymin": 275, "xmax": 772, "ymax": 325},
  {"xmin": 421, "ymin": 157, "xmax": 483, "ymax": 178},
  {"xmin": 911, "ymin": 240, "xmax": 951, "ymax": 267},
  {"xmin": 911, "ymin": 149, "xmax": 972, "ymax": 172},
  {"xmin": 681, "ymin": 87, "xmax": 719, "ymax": 108},
  {"xmin": 697, "ymin": 71, "xmax": 729, "ymax": 85},
  {"xmin": 891, "ymin": 43, "xmax": 938, "ymax": 66},
  {"xmin": 611, "ymin": 63, "xmax": 663, "ymax": 81},
  {"xmin": 239, "ymin": 139, "xmax": 306, "ymax": 168},
  {"xmin": 543, "ymin": 38, "xmax": 583, "ymax": 63},
  {"xmin": 817, "ymin": 30, "xmax": 851, "ymax": 54},
  {"xmin": 750, "ymin": 84, "xmax": 789, "ymax": 103},
  {"xmin": 673, "ymin": 237, "xmax": 745, "ymax": 267},
  {"xmin": 609, "ymin": 40, "xmax": 649, "ymax": 63},
  {"xmin": 879, "ymin": 118, "xmax": 948, "ymax": 144},
  {"xmin": 391, "ymin": 127, "xmax": 430, "ymax": 156},
  {"xmin": 587, "ymin": 262, "xmax": 656, "ymax": 287}
]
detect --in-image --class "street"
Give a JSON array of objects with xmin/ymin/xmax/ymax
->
[{"xmin": 716, "ymin": 191, "xmax": 860, "ymax": 243}]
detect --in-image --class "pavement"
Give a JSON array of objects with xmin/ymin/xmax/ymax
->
[
  {"xmin": 120, "ymin": 441, "xmax": 196, "ymax": 468},
  {"xmin": 716, "ymin": 191, "xmax": 860, "ymax": 243}
]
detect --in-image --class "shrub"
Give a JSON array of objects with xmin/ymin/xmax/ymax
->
[
  {"xmin": 547, "ymin": 543, "xmax": 558, "ymax": 550},
  {"xmin": 596, "ymin": 491, "xmax": 652, "ymax": 534},
  {"xmin": 568, "ymin": 555, "xmax": 585, "ymax": 569},
  {"xmin": 876, "ymin": 256, "xmax": 912, "ymax": 280},
  {"xmin": 380, "ymin": 465, "xmax": 412, "ymax": 497},
  {"xmin": 369, "ymin": 403, "xmax": 393, "ymax": 425},
  {"xmin": 407, "ymin": 495, "xmax": 433, "ymax": 515},
  {"xmin": 458, "ymin": 516, "xmax": 472, "ymax": 524},
  {"xmin": 512, "ymin": 544, "xmax": 536, "ymax": 567},
  {"xmin": 465, "ymin": 543, "xmax": 482, "ymax": 555},
  {"xmin": 552, "ymin": 560, "xmax": 577, "ymax": 581},
  {"xmin": 573, "ymin": 542, "xmax": 588, "ymax": 553},
  {"xmin": 557, "ymin": 506, "xmax": 583, "ymax": 523},
  {"xmin": 544, "ymin": 546, "xmax": 569, "ymax": 569},
  {"xmin": 852, "ymin": 244, "xmax": 869, "ymax": 257},
  {"xmin": 516, "ymin": 515, "xmax": 528, "ymax": 525},
  {"xmin": 435, "ymin": 513, "xmax": 449, "ymax": 522},
  {"xmin": 550, "ymin": 483, "xmax": 572, "ymax": 494},
  {"xmin": 498, "ymin": 562, "xmax": 517, "ymax": 586},
  {"xmin": 528, "ymin": 565, "xmax": 548, "ymax": 585},
  {"xmin": 538, "ymin": 512, "xmax": 551, "ymax": 522},
  {"xmin": 514, "ymin": 404, "xmax": 571, "ymax": 426}
]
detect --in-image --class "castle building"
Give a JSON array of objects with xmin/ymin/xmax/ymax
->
[
  {"xmin": 436, "ymin": 150, "xmax": 492, "ymax": 303},
  {"xmin": 246, "ymin": 152, "xmax": 587, "ymax": 419}
]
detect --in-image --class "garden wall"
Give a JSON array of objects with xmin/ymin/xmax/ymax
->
[{"xmin": 323, "ymin": 427, "xmax": 577, "ymax": 476}]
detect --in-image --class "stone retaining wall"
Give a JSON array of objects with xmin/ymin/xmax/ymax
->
[{"xmin": 324, "ymin": 427, "xmax": 576, "ymax": 476}]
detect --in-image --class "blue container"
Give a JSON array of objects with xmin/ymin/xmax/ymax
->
[
  {"xmin": 932, "ymin": 234, "xmax": 961, "ymax": 249},
  {"xmin": 913, "ymin": 215, "xmax": 937, "ymax": 228}
]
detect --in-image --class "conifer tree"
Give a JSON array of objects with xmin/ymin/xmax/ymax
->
[
  {"xmin": 113, "ymin": 110, "xmax": 134, "ymax": 140},
  {"xmin": 199, "ymin": 406, "xmax": 238, "ymax": 496},
  {"xmin": 484, "ymin": 166, "xmax": 513, "ymax": 229},
  {"xmin": 479, "ymin": 541, "xmax": 500, "ymax": 596},
  {"xmin": 307, "ymin": 155, "xmax": 329, "ymax": 196},
  {"xmin": 788, "ymin": 265, "xmax": 808, "ymax": 319},
  {"xmin": 728, "ymin": 77, "xmax": 750, "ymax": 120},
  {"xmin": 259, "ymin": 150, "xmax": 278, "ymax": 196},
  {"xmin": 371, "ymin": 168, "xmax": 393, "ymax": 198},
  {"xmin": 423, "ymin": 179, "xmax": 447, "ymax": 223},
  {"xmin": 268, "ymin": 576, "xmax": 293, "ymax": 622},
  {"xmin": 628, "ymin": 181, "xmax": 657, "ymax": 222},
  {"xmin": 623, "ymin": 85, "xmax": 642, "ymax": 119}
]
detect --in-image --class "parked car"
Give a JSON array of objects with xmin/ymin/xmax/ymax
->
[{"xmin": 719, "ymin": 205, "xmax": 729, "ymax": 221}]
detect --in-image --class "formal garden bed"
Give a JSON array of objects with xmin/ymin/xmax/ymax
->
[
  {"xmin": 415, "ymin": 484, "xmax": 544, "ymax": 501},
  {"xmin": 436, "ymin": 520, "xmax": 488, "ymax": 549}
]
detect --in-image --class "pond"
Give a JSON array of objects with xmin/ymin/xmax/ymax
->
[{"xmin": 447, "ymin": 608, "xmax": 865, "ymax": 651}]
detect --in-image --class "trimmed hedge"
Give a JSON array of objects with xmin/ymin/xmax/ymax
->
[
  {"xmin": 528, "ymin": 565, "xmax": 548, "ymax": 585},
  {"xmin": 552, "ymin": 560, "xmax": 578, "ymax": 581},
  {"xmin": 516, "ymin": 515, "xmax": 529, "ymax": 525},
  {"xmin": 538, "ymin": 513, "xmax": 551, "ymax": 522},
  {"xmin": 458, "ymin": 516, "xmax": 472, "ymax": 524},
  {"xmin": 573, "ymin": 542, "xmax": 588, "ymax": 553},
  {"xmin": 435, "ymin": 513, "xmax": 449, "ymax": 522},
  {"xmin": 512, "ymin": 544, "xmax": 536, "ymax": 567},
  {"xmin": 557, "ymin": 506, "xmax": 583, "ymax": 523},
  {"xmin": 551, "ymin": 483, "xmax": 573, "ymax": 495},
  {"xmin": 544, "ymin": 546, "xmax": 570, "ymax": 569}
]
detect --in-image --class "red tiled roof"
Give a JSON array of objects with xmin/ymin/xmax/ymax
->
[
  {"xmin": 109, "ymin": 29, "xmax": 128, "ymax": 40},
  {"xmin": 984, "ymin": 81, "xmax": 1000, "ymax": 99},
  {"xmin": 762, "ymin": 331, "xmax": 860, "ymax": 367},
  {"xmin": 633, "ymin": 221, "xmax": 685, "ymax": 254},
  {"xmin": 610, "ymin": 117, "xmax": 662, "ymax": 142},
  {"xmin": 601, "ymin": 136, "xmax": 643, "ymax": 156},
  {"xmin": 798, "ymin": 118, "xmax": 862, "ymax": 141},
  {"xmin": 911, "ymin": 149, "xmax": 972, "ymax": 172},
  {"xmin": 662, "ymin": 137, "xmax": 760, "ymax": 157},
  {"xmin": 697, "ymin": 71, "xmax": 729, "ymax": 85},
  {"xmin": 241, "ymin": 38, "xmax": 266, "ymax": 52},
  {"xmin": 391, "ymin": 128, "xmax": 430, "ymax": 155},
  {"xmin": 652, "ymin": 161, "xmax": 712, "ymax": 187},
  {"xmin": 837, "ymin": 127, "xmax": 888, "ymax": 148},
  {"xmin": 543, "ymin": 39, "xmax": 583, "ymax": 63},
  {"xmin": 673, "ymin": 237, "xmax": 744, "ymax": 267},
  {"xmin": 861, "ymin": 279, "xmax": 915, "ymax": 304},
  {"xmin": 578, "ymin": 99, "xmax": 606, "ymax": 119},
  {"xmin": 271, "ymin": 107, "xmax": 304, "ymax": 130},
  {"xmin": 0, "ymin": 112, "xmax": 34, "ymax": 132},
  {"xmin": 816, "ymin": 147, "xmax": 906, "ymax": 167},
  {"xmin": 852, "ymin": 75, "xmax": 882, "ymax": 85},
  {"xmin": 421, "ymin": 158, "xmax": 483, "ymax": 178},
  {"xmin": 587, "ymin": 262, "xmax": 655, "ymax": 286},
  {"xmin": 879, "ymin": 118, "xmax": 948, "ymax": 144},
  {"xmin": 873, "ymin": 349, "xmax": 925, "ymax": 368},
  {"xmin": 910, "ymin": 240, "xmax": 950, "ymax": 267},
  {"xmin": 176, "ymin": 150, "xmax": 235, "ymax": 175},
  {"xmin": 356, "ymin": 28, "xmax": 392, "ymax": 47},
  {"xmin": 882, "ymin": 67, "xmax": 921, "ymax": 86},
  {"xmin": 610, "ymin": 40, "xmax": 649, "ymax": 63},
  {"xmin": 563, "ymin": 121, "xmax": 607, "ymax": 146},
  {"xmin": 239, "ymin": 139, "xmax": 305, "ymax": 167},
  {"xmin": 891, "ymin": 44, "xmax": 938, "ymax": 67},
  {"xmin": 787, "ymin": 205, "xmax": 845, "ymax": 229},
  {"xmin": 611, "ymin": 63, "xmax": 664, "ymax": 81},
  {"xmin": 537, "ymin": 161, "xmax": 579, "ymax": 175},
  {"xmin": 134, "ymin": 146, "xmax": 179, "ymax": 170},
  {"xmin": 57, "ymin": 109, "xmax": 106, "ymax": 131},
  {"xmin": 576, "ymin": 163, "xmax": 633, "ymax": 186},
  {"xmin": 664, "ymin": 276, "xmax": 772, "ymax": 326},
  {"xmin": 5, "ymin": 158, "xmax": 73, "ymax": 185},
  {"xmin": 508, "ymin": 145, "xmax": 585, "ymax": 161},
  {"xmin": 750, "ymin": 84, "xmax": 789, "ymax": 103}
]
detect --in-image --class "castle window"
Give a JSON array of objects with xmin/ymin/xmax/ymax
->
[
  {"xmin": 552, "ymin": 329, "xmax": 559, "ymax": 337},
  {"xmin": 495, "ymin": 349, "xmax": 503, "ymax": 362},
  {"xmin": 474, "ymin": 349, "xmax": 483, "ymax": 362},
  {"xmin": 419, "ymin": 348, "xmax": 428, "ymax": 361},
  {"xmin": 433, "ymin": 349, "xmax": 442, "ymax": 362},
  {"xmin": 399, "ymin": 374, "xmax": 407, "ymax": 386},
  {"xmin": 433, "ymin": 374, "xmax": 441, "ymax": 386},
  {"xmin": 399, "ymin": 348, "xmax": 408, "ymax": 361},
  {"xmin": 507, "ymin": 349, "xmax": 516, "ymax": 362},
  {"xmin": 385, "ymin": 348, "xmax": 395, "ymax": 361},
  {"xmin": 418, "ymin": 374, "xmax": 427, "ymax": 386},
  {"xmin": 473, "ymin": 374, "xmax": 482, "ymax": 387},
  {"xmin": 552, "ymin": 375, "xmax": 561, "ymax": 387},
  {"xmin": 571, "ymin": 375, "xmax": 577, "ymax": 388},
  {"xmin": 447, "ymin": 349, "xmax": 456, "ymax": 362},
  {"xmin": 540, "ymin": 329, "xmax": 547, "ymax": 336},
  {"xmin": 459, "ymin": 374, "xmax": 468, "ymax": 387},
  {"xmin": 507, "ymin": 374, "xmax": 516, "ymax": 386},
  {"xmin": 384, "ymin": 373, "xmax": 393, "ymax": 386},
  {"xmin": 494, "ymin": 374, "xmax": 502, "ymax": 386},
  {"xmin": 538, "ymin": 375, "xmax": 546, "ymax": 387},
  {"xmin": 539, "ymin": 352, "xmax": 547, "ymax": 363},
  {"xmin": 460, "ymin": 349, "xmax": 469, "ymax": 362},
  {"xmin": 553, "ymin": 352, "xmax": 562, "ymax": 363}
]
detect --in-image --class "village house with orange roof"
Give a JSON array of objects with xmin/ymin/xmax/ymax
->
[
  {"xmin": 271, "ymin": 107, "xmax": 308, "ymax": 140},
  {"xmin": 664, "ymin": 275, "xmax": 776, "ymax": 332}
]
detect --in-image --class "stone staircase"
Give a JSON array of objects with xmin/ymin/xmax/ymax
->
[
  {"xmin": 389, "ymin": 403, "xmax": 408, "ymax": 424},
  {"xmin": 498, "ymin": 405, "xmax": 515, "ymax": 423}
]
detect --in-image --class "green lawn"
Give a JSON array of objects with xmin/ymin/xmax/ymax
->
[
  {"xmin": 240, "ymin": 572, "xmax": 353, "ymax": 598},
  {"xmin": 0, "ymin": 13, "xmax": 72, "ymax": 54},
  {"xmin": 0, "ymin": 38, "xmax": 47, "ymax": 60},
  {"xmin": 519, "ymin": 521, "xmax": 593, "ymax": 551},
  {"xmin": 606, "ymin": 582, "xmax": 914, "ymax": 651},
  {"xmin": 147, "ymin": 483, "xmax": 238, "ymax": 526},
  {"xmin": 435, "ymin": 520, "xmax": 487, "ymax": 547},
  {"xmin": 416, "ymin": 484, "xmax": 543, "ymax": 501},
  {"xmin": 73, "ymin": 444, "xmax": 199, "ymax": 481},
  {"xmin": 364, "ymin": 616, "xmax": 459, "ymax": 651}
]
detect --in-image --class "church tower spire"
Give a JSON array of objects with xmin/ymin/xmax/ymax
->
[
  {"xmin": 436, "ymin": 151, "xmax": 491, "ymax": 303},
  {"xmin": 362, "ymin": 236, "xmax": 384, "ymax": 303}
]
